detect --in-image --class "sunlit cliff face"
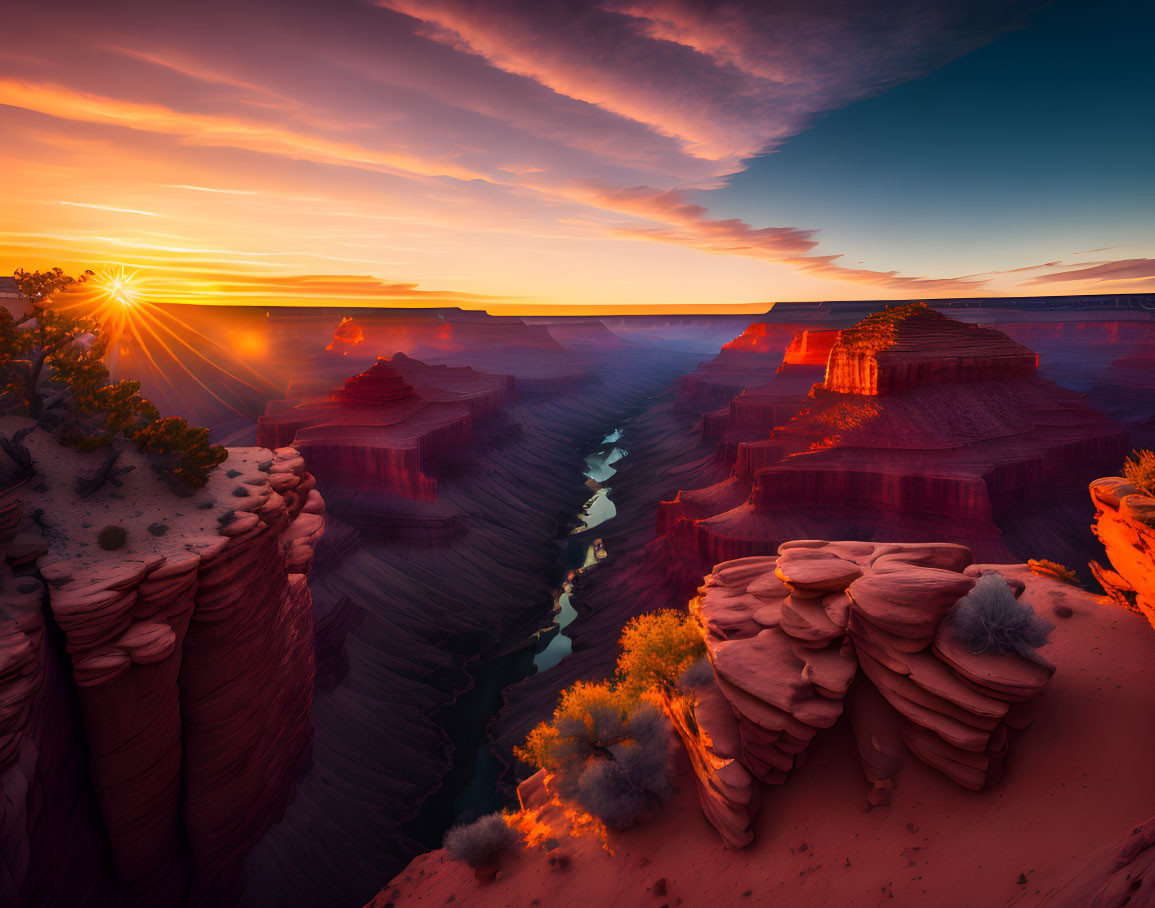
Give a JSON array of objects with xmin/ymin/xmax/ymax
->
[
  {"xmin": 3, "ymin": 0, "xmax": 1148, "ymax": 312},
  {"xmin": 325, "ymin": 316, "xmax": 365, "ymax": 354}
]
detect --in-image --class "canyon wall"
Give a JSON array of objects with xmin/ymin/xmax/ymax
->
[
  {"xmin": 0, "ymin": 432, "xmax": 323, "ymax": 907},
  {"xmin": 664, "ymin": 308, "xmax": 1127, "ymax": 576}
]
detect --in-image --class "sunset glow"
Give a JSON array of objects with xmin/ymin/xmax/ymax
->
[{"xmin": 2, "ymin": 0, "xmax": 1152, "ymax": 312}]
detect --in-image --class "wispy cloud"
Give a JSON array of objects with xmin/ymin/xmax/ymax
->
[
  {"xmin": 59, "ymin": 201, "xmax": 158, "ymax": 217},
  {"xmin": 1021, "ymin": 258, "xmax": 1155, "ymax": 286}
]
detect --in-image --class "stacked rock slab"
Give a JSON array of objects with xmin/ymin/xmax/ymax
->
[
  {"xmin": 1090, "ymin": 477, "xmax": 1155, "ymax": 628},
  {"xmin": 687, "ymin": 540, "xmax": 1056, "ymax": 844}
]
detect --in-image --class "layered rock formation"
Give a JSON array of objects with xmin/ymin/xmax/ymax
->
[
  {"xmin": 1091, "ymin": 476, "xmax": 1155, "ymax": 628},
  {"xmin": 0, "ymin": 425, "xmax": 323, "ymax": 907},
  {"xmin": 663, "ymin": 306, "xmax": 1128, "ymax": 572},
  {"xmin": 258, "ymin": 357, "xmax": 493, "ymax": 501},
  {"xmin": 680, "ymin": 541, "xmax": 1054, "ymax": 845}
]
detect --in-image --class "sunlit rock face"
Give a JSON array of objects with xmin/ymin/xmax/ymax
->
[
  {"xmin": 662, "ymin": 308, "xmax": 1128, "ymax": 570},
  {"xmin": 0, "ymin": 429, "xmax": 323, "ymax": 908},
  {"xmin": 1091, "ymin": 477, "xmax": 1155, "ymax": 628},
  {"xmin": 823, "ymin": 306, "xmax": 1037, "ymax": 395},
  {"xmin": 257, "ymin": 355, "xmax": 513, "ymax": 502},
  {"xmin": 675, "ymin": 322, "xmax": 801, "ymax": 413},
  {"xmin": 685, "ymin": 541, "xmax": 1057, "ymax": 844},
  {"xmin": 703, "ymin": 329, "xmax": 838, "ymax": 457}
]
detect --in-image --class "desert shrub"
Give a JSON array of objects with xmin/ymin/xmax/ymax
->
[
  {"xmin": 443, "ymin": 813, "xmax": 519, "ymax": 868},
  {"xmin": 98, "ymin": 525, "xmax": 127, "ymax": 550},
  {"xmin": 515, "ymin": 681, "xmax": 673, "ymax": 829},
  {"xmin": 949, "ymin": 573, "xmax": 1053, "ymax": 658},
  {"xmin": 1027, "ymin": 558, "xmax": 1078, "ymax": 585},
  {"xmin": 1124, "ymin": 449, "xmax": 1155, "ymax": 497},
  {"xmin": 133, "ymin": 418, "xmax": 227, "ymax": 489},
  {"xmin": 616, "ymin": 609, "xmax": 705, "ymax": 699},
  {"xmin": 677, "ymin": 655, "xmax": 715, "ymax": 691},
  {"xmin": 575, "ymin": 705, "xmax": 673, "ymax": 829},
  {"xmin": 514, "ymin": 680, "xmax": 633, "ymax": 776}
]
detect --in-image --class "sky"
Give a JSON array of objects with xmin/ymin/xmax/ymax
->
[{"xmin": 1, "ymin": 0, "xmax": 1152, "ymax": 313}]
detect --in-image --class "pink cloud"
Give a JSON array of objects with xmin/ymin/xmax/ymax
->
[
  {"xmin": 585, "ymin": 185, "xmax": 987, "ymax": 293},
  {"xmin": 1021, "ymin": 258, "xmax": 1155, "ymax": 286},
  {"xmin": 380, "ymin": 0, "xmax": 1038, "ymax": 166}
]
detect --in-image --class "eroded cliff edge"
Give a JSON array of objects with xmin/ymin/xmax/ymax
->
[{"xmin": 0, "ymin": 426, "xmax": 323, "ymax": 908}]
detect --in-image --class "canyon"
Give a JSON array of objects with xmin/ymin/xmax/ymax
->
[{"xmin": 3, "ymin": 294, "xmax": 1154, "ymax": 907}]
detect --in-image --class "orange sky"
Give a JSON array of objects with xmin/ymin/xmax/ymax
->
[{"xmin": 2, "ymin": 0, "xmax": 1151, "ymax": 314}]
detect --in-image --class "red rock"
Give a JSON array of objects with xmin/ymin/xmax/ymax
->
[
  {"xmin": 774, "ymin": 550, "xmax": 862, "ymax": 592},
  {"xmin": 932, "ymin": 627, "xmax": 1055, "ymax": 700},
  {"xmin": 1, "ymin": 430, "xmax": 323, "ymax": 908},
  {"xmin": 778, "ymin": 597, "xmax": 844, "ymax": 646},
  {"xmin": 846, "ymin": 568, "xmax": 975, "ymax": 642},
  {"xmin": 664, "ymin": 309, "xmax": 1128, "ymax": 571}
]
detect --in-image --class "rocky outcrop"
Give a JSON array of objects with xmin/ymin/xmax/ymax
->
[
  {"xmin": 0, "ymin": 427, "xmax": 323, "ymax": 908},
  {"xmin": 258, "ymin": 357, "xmax": 481, "ymax": 502},
  {"xmin": 1091, "ymin": 477, "xmax": 1155, "ymax": 627},
  {"xmin": 377, "ymin": 526, "xmax": 1154, "ymax": 906},
  {"xmin": 824, "ymin": 306, "xmax": 1037, "ymax": 395},
  {"xmin": 687, "ymin": 541, "xmax": 1057, "ymax": 844},
  {"xmin": 663, "ymin": 307, "xmax": 1128, "ymax": 574}
]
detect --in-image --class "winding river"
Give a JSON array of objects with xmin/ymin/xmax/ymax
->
[{"xmin": 533, "ymin": 427, "xmax": 626, "ymax": 671}]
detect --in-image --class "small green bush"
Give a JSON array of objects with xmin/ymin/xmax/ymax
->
[{"xmin": 98, "ymin": 525, "xmax": 127, "ymax": 550}]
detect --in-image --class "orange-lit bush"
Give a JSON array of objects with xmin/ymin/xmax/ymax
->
[
  {"xmin": 616, "ymin": 609, "xmax": 705, "ymax": 699},
  {"xmin": 514, "ymin": 681, "xmax": 633, "ymax": 774},
  {"xmin": 1027, "ymin": 558, "xmax": 1079, "ymax": 586},
  {"xmin": 514, "ymin": 611, "xmax": 706, "ymax": 830},
  {"xmin": 1124, "ymin": 449, "xmax": 1155, "ymax": 497}
]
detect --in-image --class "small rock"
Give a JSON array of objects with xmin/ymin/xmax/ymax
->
[
  {"xmin": 147, "ymin": 522, "xmax": 169, "ymax": 537},
  {"xmin": 1053, "ymin": 604, "xmax": 1074, "ymax": 619},
  {"xmin": 652, "ymin": 878, "xmax": 668, "ymax": 896}
]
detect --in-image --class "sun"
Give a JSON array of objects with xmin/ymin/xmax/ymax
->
[{"xmin": 95, "ymin": 267, "xmax": 142, "ymax": 307}]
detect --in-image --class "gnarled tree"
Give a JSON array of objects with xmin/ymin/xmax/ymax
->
[{"xmin": 1, "ymin": 267, "xmax": 227, "ymax": 487}]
